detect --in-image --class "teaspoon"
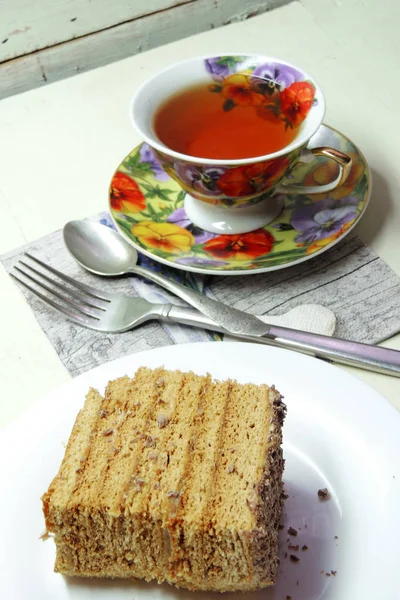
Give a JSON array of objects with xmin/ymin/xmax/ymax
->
[{"xmin": 63, "ymin": 220, "xmax": 335, "ymax": 334}]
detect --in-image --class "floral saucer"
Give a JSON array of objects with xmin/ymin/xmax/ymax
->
[{"xmin": 109, "ymin": 124, "xmax": 370, "ymax": 276}]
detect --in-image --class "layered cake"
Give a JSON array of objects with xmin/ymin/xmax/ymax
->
[{"xmin": 42, "ymin": 367, "xmax": 286, "ymax": 592}]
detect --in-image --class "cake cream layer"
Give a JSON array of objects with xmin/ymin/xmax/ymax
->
[{"xmin": 42, "ymin": 367, "xmax": 286, "ymax": 592}]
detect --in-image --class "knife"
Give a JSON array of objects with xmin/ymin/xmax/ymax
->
[{"xmin": 162, "ymin": 302, "xmax": 400, "ymax": 378}]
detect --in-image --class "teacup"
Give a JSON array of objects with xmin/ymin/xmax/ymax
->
[{"xmin": 131, "ymin": 54, "xmax": 352, "ymax": 234}]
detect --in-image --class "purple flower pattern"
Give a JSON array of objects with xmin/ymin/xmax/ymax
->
[
  {"xmin": 167, "ymin": 207, "xmax": 215, "ymax": 244},
  {"xmin": 139, "ymin": 143, "xmax": 169, "ymax": 181},
  {"xmin": 292, "ymin": 197, "xmax": 359, "ymax": 244},
  {"xmin": 205, "ymin": 58, "xmax": 231, "ymax": 81},
  {"xmin": 174, "ymin": 163, "xmax": 225, "ymax": 196},
  {"xmin": 252, "ymin": 62, "xmax": 303, "ymax": 91},
  {"xmin": 175, "ymin": 256, "xmax": 228, "ymax": 268},
  {"xmin": 99, "ymin": 215, "xmax": 117, "ymax": 230},
  {"xmin": 167, "ymin": 207, "xmax": 189, "ymax": 228},
  {"xmin": 204, "ymin": 57, "xmax": 304, "ymax": 91}
]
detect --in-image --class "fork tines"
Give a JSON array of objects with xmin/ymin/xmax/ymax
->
[{"xmin": 11, "ymin": 253, "xmax": 110, "ymax": 328}]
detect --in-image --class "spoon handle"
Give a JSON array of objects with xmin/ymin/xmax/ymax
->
[{"xmin": 131, "ymin": 264, "xmax": 240, "ymax": 320}]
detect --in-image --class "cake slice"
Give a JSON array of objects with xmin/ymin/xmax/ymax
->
[{"xmin": 42, "ymin": 367, "xmax": 286, "ymax": 592}]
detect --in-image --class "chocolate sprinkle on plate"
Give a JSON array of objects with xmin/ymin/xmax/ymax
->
[
  {"xmin": 318, "ymin": 487, "xmax": 330, "ymax": 500},
  {"xmin": 288, "ymin": 526, "xmax": 298, "ymax": 536}
]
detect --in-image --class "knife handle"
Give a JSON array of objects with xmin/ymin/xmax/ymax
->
[
  {"xmin": 164, "ymin": 305, "xmax": 400, "ymax": 377},
  {"xmin": 264, "ymin": 325, "xmax": 400, "ymax": 376}
]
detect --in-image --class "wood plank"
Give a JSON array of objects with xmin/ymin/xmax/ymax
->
[
  {"xmin": 0, "ymin": 0, "xmax": 183, "ymax": 61},
  {"xmin": 0, "ymin": 0, "xmax": 289, "ymax": 99}
]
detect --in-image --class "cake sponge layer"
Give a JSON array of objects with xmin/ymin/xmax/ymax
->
[{"xmin": 42, "ymin": 367, "xmax": 286, "ymax": 592}]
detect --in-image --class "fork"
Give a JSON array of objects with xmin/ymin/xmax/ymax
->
[{"xmin": 10, "ymin": 253, "xmax": 226, "ymax": 333}]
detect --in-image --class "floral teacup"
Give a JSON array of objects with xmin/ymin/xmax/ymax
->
[{"xmin": 131, "ymin": 54, "xmax": 352, "ymax": 234}]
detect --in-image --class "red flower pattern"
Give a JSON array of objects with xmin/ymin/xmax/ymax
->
[
  {"xmin": 280, "ymin": 81, "xmax": 315, "ymax": 127},
  {"xmin": 217, "ymin": 157, "xmax": 290, "ymax": 197},
  {"xmin": 110, "ymin": 172, "xmax": 146, "ymax": 212},
  {"xmin": 203, "ymin": 230, "xmax": 275, "ymax": 261}
]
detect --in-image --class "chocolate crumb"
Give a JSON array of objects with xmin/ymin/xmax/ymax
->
[
  {"xmin": 331, "ymin": 570, "xmax": 337, "ymax": 576},
  {"xmin": 103, "ymin": 428, "xmax": 114, "ymax": 436},
  {"xmin": 290, "ymin": 554, "xmax": 300, "ymax": 562},
  {"xmin": 296, "ymin": 580, "xmax": 299, "ymax": 586},
  {"xmin": 283, "ymin": 551, "xmax": 288, "ymax": 558},
  {"xmin": 304, "ymin": 524, "xmax": 308, "ymax": 529},
  {"xmin": 288, "ymin": 527, "xmax": 298, "ymax": 536},
  {"xmin": 286, "ymin": 596, "xmax": 292, "ymax": 599},
  {"xmin": 288, "ymin": 544, "xmax": 299, "ymax": 551},
  {"xmin": 302, "ymin": 544, "xmax": 308, "ymax": 551},
  {"xmin": 325, "ymin": 573, "xmax": 331, "ymax": 577},
  {"xmin": 318, "ymin": 487, "xmax": 330, "ymax": 500},
  {"xmin": 334, "ymin": 535, "xmax": 339, "ymax": 539},
  {"xmin": 282, "ymin": 492, "xmax": 289, "ymax": 499}
]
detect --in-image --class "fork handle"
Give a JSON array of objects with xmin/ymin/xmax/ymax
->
[{"xmin": 163, "ymin": 305, "xmax": 400, "ymax": 377}]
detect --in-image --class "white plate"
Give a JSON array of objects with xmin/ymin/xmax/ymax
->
[{"xmin": 1, "ymin": 342, "xmax": 399, "ymax": 600}]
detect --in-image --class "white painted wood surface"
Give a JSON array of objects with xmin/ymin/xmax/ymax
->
[
  {"xmin": 1, "ymin": 0, "xmax": 185, "ymax": 60},
  {"xmin": 0, "ymin": 0, "xmax": 289, "ymax": 99}
]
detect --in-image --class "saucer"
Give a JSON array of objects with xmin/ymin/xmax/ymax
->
[{"xmin": 109, "ymin": 124, "xmax": 371, "ymax": 276}]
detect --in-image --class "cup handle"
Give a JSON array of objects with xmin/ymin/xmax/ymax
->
[{"xmin": 275, "ymin": 146, "xmax": 352, "ymax": 195}]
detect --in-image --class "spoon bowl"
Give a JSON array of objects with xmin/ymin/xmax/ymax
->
[{"xmin": 63, "ymin": 221, "xmax": 139, "ymax": 276}]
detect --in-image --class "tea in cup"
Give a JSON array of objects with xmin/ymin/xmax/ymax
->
[{"xmin": 131, "ymin": 54, "xmax": 351, "ymax": 234}]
